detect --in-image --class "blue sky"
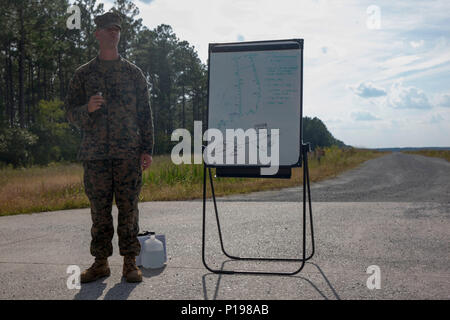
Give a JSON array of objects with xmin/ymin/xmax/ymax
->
[{"xmin": 99, "ymin": 0, "xmax": 450, "ymax": 148}]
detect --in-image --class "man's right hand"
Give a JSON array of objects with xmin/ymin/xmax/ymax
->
[{"xmin": 88, "ymin": 95, "xmax": 105, "ymax": 113}]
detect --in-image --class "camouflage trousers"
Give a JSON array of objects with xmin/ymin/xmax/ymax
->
[{"xmin": 82, "ymin": 158, "xmax": 142, "ymax": 258}]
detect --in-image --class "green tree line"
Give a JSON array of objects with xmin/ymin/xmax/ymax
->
[
  {"xmin": 303, "ymin": 116, "xmax": 345, "ymax": 150},
  {"xmin": 0, "ymin": 0, "xmax": 344, "ymax": 168}
]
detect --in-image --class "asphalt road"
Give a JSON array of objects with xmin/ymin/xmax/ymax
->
[
  {"xmin": 0, "ymin": 152, "xmax": 448, "ymax": 300},
  {"xmin": 219, "ymin": 151, "xmax": 450, "ymax": 202}
]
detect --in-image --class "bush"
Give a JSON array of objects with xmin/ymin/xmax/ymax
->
[
  {"xmin": 0, "ymin": 126, "xmax": 38, "ymax": 167},
  {"xmin": 29, "ymin": 99, "xmax": 80, "ymax": 165}
]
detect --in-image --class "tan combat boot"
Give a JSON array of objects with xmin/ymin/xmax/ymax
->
[
  {"xmin": 80, "ymin": 258, "xmax": 110, "ymax": 283},
  {"xmin": 123, "ymin": 256, "xmax": 142, "ymax": 283}
]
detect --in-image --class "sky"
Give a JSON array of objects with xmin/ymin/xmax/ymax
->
[{"xmin": 98, "ymin": 0, "xmax": 450, "ymax": 148}]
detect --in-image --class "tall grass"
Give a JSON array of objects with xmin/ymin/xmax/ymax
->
[
  {"xmin": 0, "ymin": 162, "xmax": 88, "ymax": 215},
  {"xmin": 0, "ymin": 147, "xmax": 387, "ymax": 216},
  {"xmin": 403, "ymin": 150, "xmax": 450, "ymax": 162}
]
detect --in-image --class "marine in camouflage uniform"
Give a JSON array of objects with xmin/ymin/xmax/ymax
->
[{"xmin": 65, "ymin": 13, "xmax": 154, "ymax": 263}]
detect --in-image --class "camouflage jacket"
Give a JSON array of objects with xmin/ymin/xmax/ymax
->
[{"xmin": 65, "ymin": 55, "xmax": 154, "ymax": 160}]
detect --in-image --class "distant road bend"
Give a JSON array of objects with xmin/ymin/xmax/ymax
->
[{"xmin": 219, "ymin": 152, "xmax": 450, "ymax": 202}]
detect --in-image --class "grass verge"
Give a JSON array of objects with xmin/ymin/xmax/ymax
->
[
  {"xmin": 403, "ymin": 150, "xmax": 450, "ymax": 162},
  {"xmin": 0, "ymin": 147, "xmax": 387, "ymax": 216}
]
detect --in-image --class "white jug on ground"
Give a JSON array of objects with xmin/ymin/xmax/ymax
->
[
  {"xmin": 142, "ymin": 233, "xmax": 166, "ymax": 269},
  {"xmin": 136, "ymin": 235, "xmax": 148, "ymax": 266}
]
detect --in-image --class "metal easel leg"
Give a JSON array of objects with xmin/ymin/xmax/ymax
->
[{"xmin": 201, "ymin": 145, "xmax": 314, "ymax": 275}]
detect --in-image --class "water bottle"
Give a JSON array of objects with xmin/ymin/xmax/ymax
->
[{"xmin": 142, "ymin": 233, "xmax": 166, "ymax": 269}]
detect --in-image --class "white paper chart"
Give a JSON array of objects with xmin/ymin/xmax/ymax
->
[{"xmin": 207, "ymin": 40, "xmax": 303, "ymax": 166}]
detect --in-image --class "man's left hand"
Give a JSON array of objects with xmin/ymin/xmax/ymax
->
[{"xmin": 140, "ymin": 153, "xmax": 152, "ymax": 171}]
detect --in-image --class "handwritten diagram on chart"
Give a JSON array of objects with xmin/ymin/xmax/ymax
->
[
  {"xmin": 212, "ymin": 51, "xmax": 299, "ymax": 131},
  {"xmin": 208, "ymin": 47, "xmax": 302, "ymax": 166},
  {"xmin": 216, "ymin": 53, "xmax": 262, "ymax": 130}
]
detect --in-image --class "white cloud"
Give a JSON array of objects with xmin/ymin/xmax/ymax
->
[
  {"xmin": 388, "ymin": 81, "xmax": 432, "ymax": 109},
  {"xmin": 410, "ymin": 40, "xmax": 424, "ymax": 48},
  {"xmin": 376, "ymin": 38, "xmax": 450, "ymax": 83},
  {"xmin": 351, "ymin": 111, "xmax": 381, "ymax": 121},
  {"xmin": 438, "ymin": 93, "xmax": 450, "ymax": 108},
  {"xmin": 381, "ymin": 55, "xmax": 421, "ymax": 69},
  {"xmin": 349, "ymin": 82, "xmax": 387, "ymax": 98},
  {"xmin": 430, "ymin": 114, "xmax": 444, "ymax": 124}
]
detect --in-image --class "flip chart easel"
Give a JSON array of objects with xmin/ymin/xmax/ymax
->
[{"xmin": 202, "ymin": 39, "xmax": 315, "ymax": 275}]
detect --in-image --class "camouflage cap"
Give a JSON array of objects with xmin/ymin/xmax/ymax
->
[{"xmin": 94, "ymin": 12, "xmax": 122, "ymax": 30}]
